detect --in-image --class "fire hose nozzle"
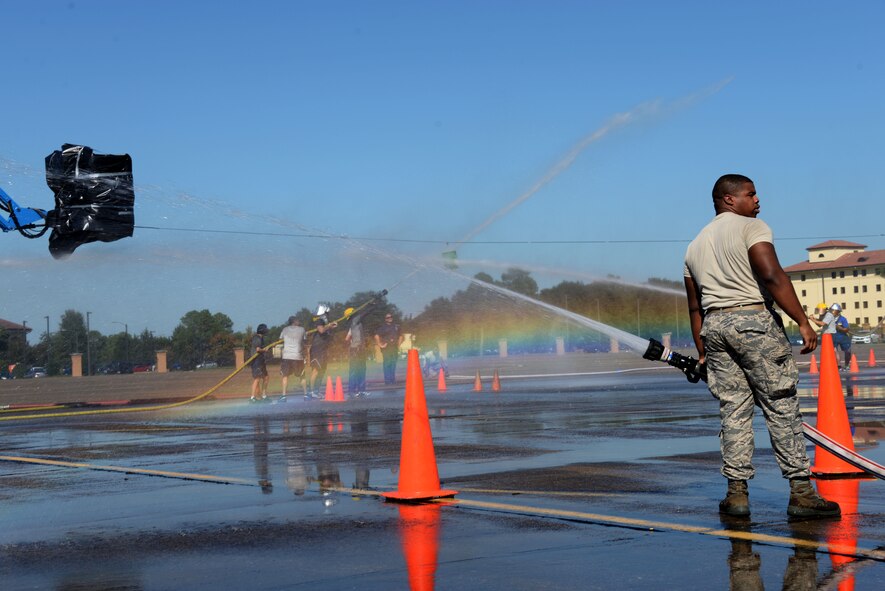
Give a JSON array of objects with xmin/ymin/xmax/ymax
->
[{"xmin": 643, "ymin": 338, "xmax": 707, "ymax": 384}]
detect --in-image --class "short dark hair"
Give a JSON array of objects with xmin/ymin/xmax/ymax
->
[{"xmin": 712, "ymin": 174, "xmax": 753, "ymax": 202}]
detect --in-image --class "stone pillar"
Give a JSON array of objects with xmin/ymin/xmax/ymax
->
[
  {"xmin": 555, "ymin": 336, "xmax": 565, "ymax": 355},
  {"xmin": 234, "ymin": 347, "xmax": 245, "ymax": 369},
  {"xmin": 498, "ymin": 339, "xmax": 508, "ymax": 358},
  {"xmin": 70, "ymin": 353, "xmax": 83, "ymax": 377},
  {"xmin": 662, "ymin": 332, "xmax": 672, "ymax": 349},
  {"xmin": 156, "ymin": 350, "xmax": 168, "ymax": 373},
  {"xmin": 610, "ymin": 337, "xmax": 619, "ymax": 353},
  {"xmin": 437, "ymin": 340, "xmax": 448, "ymax": 361}
]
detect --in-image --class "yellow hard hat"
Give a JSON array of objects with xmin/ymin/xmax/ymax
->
[{"xmin": 815, "ymin": 302, "xmax": 827, "ymax": 310}]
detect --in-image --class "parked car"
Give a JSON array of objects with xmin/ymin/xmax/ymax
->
[
  {"xmin": 97, "ymin": 361, "xmax": 133, "ymax": 374},
  {"xmin": 24, "ymin": 366, "xmax": 48, "ymax": 378},
  {"xmin": 851, "ymin": 331, "xmax": 880, "ymax": 344},
  {"xmin": 132, "ymin": 364, "xmax": 153, "ymax": 373},
  {"xmin": 195, "ymin": 361, "xmax": 218, "ymax": 369}
]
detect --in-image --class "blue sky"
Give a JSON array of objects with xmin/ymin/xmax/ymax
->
[{"xmin": 2, "ymin": 0, "xmax": 884, "ymax": 340}]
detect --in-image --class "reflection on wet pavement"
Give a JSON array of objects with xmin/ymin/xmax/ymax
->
[{"xmin": 1, "ymin": 370, "xmax": 883, "ymax": 589}]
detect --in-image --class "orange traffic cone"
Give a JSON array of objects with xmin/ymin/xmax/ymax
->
[
  {"xmin": 809, "ymin": 354, "xmax": 818, "ymax": 375},
  {"xmin": 324, "ymin": 376, "xmax": 334, "ymax": 402},
  {"xmin": 382, "ymin": 349, "xmax": 457, "ymax": 502},
  {"xmin": 817, "ymin": 478, "xmax": 860, "ymax": 585},
  {"xmin": 334, "ymin": 376, "xmax": 345, "ymax": 402},
  {"xmin": 398, "ymin": 503, "xmax": 442, "ymax": 591},
  {"xmin": 849, "ymin": 353, "xmax": 860, "ymax": 374},
  {"xmin": 869, "ymin": 348, "xmax": 877, "ymax": 368},
  {"xmin": 812, "ymin": 334, "xmax": 864, "ymax": 476},
  {"xmin": 472, "ymin": 370, "xmax": 482, "ymax": 392},
  {"xmin": 437, "ymin": 370, "xmax": 447, "ymax": 393},
  {"xmin": 491, "ymin": 369, "xmax": 501, "ymax": 392}
]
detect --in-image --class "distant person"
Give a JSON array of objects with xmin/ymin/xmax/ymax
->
[
  {"xmin": 809, "ymin": 303, "xmax": 852, "ymax": 369},
  {"xmin": 374, "ymin": 312, "xmax": 403, "ymax": 385},
  {"xmin": 683, "ymin": 174, "xmax": 839, "ymax": 519},
  {"xmin": 345, "ymin": 306, "xmax": 372, "ymax": 398},
  {"xmin": 250, "ymin": 323, "xmax": 270, "ymax": 402},
  {"xmin": 421, "ymin": 349, "xmax": 447, "ymax": 378},
  {"xmin": 279, "ymin": 316, "xmax": 307, "ymax": 402},
  {"xmin": 308, "ymin": 304, "xmax": 337, "ymax": 397}
]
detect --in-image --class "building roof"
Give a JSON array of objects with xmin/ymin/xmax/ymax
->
[
  {"xmin": 785, "ymin": 248, "xmax": 885, "ymax": 273},
  {"xmin": 806, "ymin": 240, "xmax": 867, "ymax": 250},
  {"xmin": 0, "ymin": 319, "xmax": 30, "ymax": 332}
]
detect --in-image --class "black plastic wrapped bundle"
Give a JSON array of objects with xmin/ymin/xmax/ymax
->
[{"xmin": 45, "ymin": 144, "xmax": 134, "ymax": 258}]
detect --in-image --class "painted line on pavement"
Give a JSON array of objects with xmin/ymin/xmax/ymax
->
[
  {"xmin": 0, "ymin": 454, "xmax": 257, "ymax": 486},
  {"xmin": 341, "ymin": 487, "xmax": 885, "ymax": 563}
]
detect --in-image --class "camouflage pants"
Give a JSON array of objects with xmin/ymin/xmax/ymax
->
[{"xmin": 701, "ymin": 310, "xmax": 810, "ymax": 481}]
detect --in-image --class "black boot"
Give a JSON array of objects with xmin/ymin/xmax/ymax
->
[{"xmin": 719, "ymin": 479, "xmax": 750, "ymax": 516}]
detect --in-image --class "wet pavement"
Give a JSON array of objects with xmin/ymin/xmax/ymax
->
[{"xmin": 1, "ymin": 367, "xmax": 884, "ymax": 589}]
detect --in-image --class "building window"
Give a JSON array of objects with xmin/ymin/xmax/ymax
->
[
  {"xmin": 854, "ymin": 286, "xmax": 859, "ymax": 293},
  {"xmin": 853, "ymin": 270, "xmax": 859, "ymax": 277},
  {"xmin": 801, "ymin": 289, "xmax": 806, "ymax": 297},
  {"xmin": 879, "ymin": 301, "xmax": 883, "ymax": 308},
  {"xmin": 877, "ymin": 284, "xmax": 882, "ymax": 292},
  {"xmin": 864, "ymin": 317, "xmax": 869, "ymax": 324},
  {"xmin": 833, "ymin": 287, "xmax": 838, "ymax": 295},
  {"xmin": 863, "ymin": 285, "xmax": 868, "ymax": 293},
  {"xmin": 831, "ymin": 272, "xmax": 837, "ymax": 279},
  {"xmin": 840, "ymin": 271, "xmax": 845, "ymax": 278},
  {"xmin": 855, "ymin": 317, "xmax": 860, "ymax": 324},
  {"xmin": 800, "ymin": 274, "xmax": 806, "ymax": 281},
  {"xmin": 863, "ymin": 301, "xmax": 868, "ymax": 308},
  {"xmin": 841, "ymin": 287, "xmax": 846, "ymax": 294},
  {"xmin": 854, "ymin": 302, "xmax": 860, "ymax": 309},
  {"xmin": 862, "ymin": 269, "xmax": 867, "ymax": 276}
]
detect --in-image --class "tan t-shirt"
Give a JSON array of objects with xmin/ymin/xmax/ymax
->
[{"xmin": 683, "ymin": 212, "xmax": 772, "ymax": 311}]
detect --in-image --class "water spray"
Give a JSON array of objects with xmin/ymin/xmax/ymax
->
[{"xmin": 642, "ymin": 338, "xmax": 707, "ymax": 384}]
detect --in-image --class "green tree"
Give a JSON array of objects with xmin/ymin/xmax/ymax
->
[
  {"xmin": 499, "ymin": 267, "xmax": 538, "ymax": 297},
  {"xmin": 171, "ymin": 310, "xmax": 234, "ymax": 370}
]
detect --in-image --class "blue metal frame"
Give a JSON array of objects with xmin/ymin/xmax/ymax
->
[{"xmin": 0, "ymin": 186, "xmax": 46, "ymax": 232}]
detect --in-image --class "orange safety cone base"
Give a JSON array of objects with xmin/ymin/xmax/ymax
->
[
  {"xmin": 437, "ymin": 370, "xmax": 447, "ymax": 392},
  {"xmin": 491, "ymin": 370, "xmax": 501, "ymax": 392},
  {"xmin": 849, "ymin": 354, "xmax": 860, "ymax": 373},
  {"xmin": 868, "ymin": 349, "xmax": 877, "ymax": 368},
  {"xmin": 381, "ymin": 489, "xmax": 458, "ymax": 502}
]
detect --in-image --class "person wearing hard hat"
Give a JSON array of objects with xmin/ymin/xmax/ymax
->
[
  {"xmin": 249, "ymin": 323, "xmax": 270, "ymax": 402},
  {"xmin": 829, "ymin": 304, "xmax": 852, "ymax": 369},
  {"xmin": 809, "ymin": 303, "xmax": 852, "ymax": 370},
  {"xmin": 308, "ymin": 304, "xmax": 337, "ymax": 397}
]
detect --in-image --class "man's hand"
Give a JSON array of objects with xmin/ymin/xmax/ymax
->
[{"xmin": 799, "ymin": 323, "xmax": 818, "ymax": 354}]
